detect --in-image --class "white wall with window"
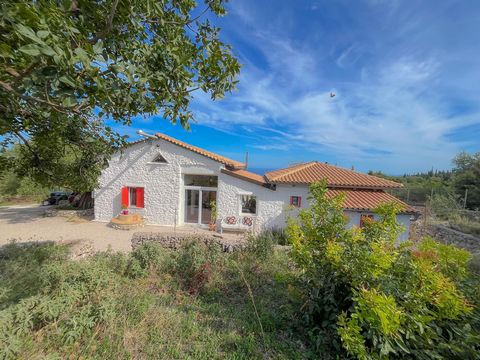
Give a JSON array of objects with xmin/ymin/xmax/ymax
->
[{"xmin": 95, "ymin": 138, "xmax": 223, "ymax": 225}]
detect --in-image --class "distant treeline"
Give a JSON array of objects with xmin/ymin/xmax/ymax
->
[{"xmin": 369, "ymin": 152, "xmax": 480, "ymax": 210}]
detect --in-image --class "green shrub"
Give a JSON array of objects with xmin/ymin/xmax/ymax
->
[
  {"xmin": 170, "ymin": 239, "xmax": 221, "ymax": 293},
  {"xmin": 245, "ymin": 232, "xmax": 275, "ymax": 260},
  {"xmin": 0, "ymin": 244, "xmax": 120, "ymax": 359},
  {"xmin": 428, "ymin": 192, "xmax": 463, "ymax": 220},
  {"xmin": 126, "ymin": 242, "xmax": 167, "ymax": 278},
  {"xmin": 286, "ymin": 181, "xmax": 480, "ymax": 358}
]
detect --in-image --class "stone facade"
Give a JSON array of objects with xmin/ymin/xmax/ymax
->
[
  {"xmin": 45, "ymin": 208, "xmax": 94, "ymax": 218},
  {"xmin": 411, "ymin": 220, "xmax": 480, "ymax": 254},
  {"xmin": 94, "ymin": 137, "xmax": 411, "ymax": 239},
  {"xmin": 131, "ymin": 232, "xmax": 246, "ymax": 253}
]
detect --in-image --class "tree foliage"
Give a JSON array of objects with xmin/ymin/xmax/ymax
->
[
  {"xmin": 286, "ymin": 181, "xmax": 480, "ymax": 359},
  {"xmin": 452, "ymin": 152, "xmax": 480, "ymax": 210},
  {"xmin": 0, "ymin": 0, "xmax": 240, "ymax": 191}
]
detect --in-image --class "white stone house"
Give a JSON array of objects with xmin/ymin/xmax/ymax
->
[{"xmin": 94, "ymin": 133, "xmax": 417, "ymax": 240}]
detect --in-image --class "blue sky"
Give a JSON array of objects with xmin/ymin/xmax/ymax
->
[{"xmin": 123, "ymin": 0, "xmax": 480, "ymax": 175}]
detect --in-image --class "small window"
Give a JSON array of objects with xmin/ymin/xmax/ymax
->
[
  {"xmin": 290, "ymin": 196, "xmax": 302, "ymax": 207},
  {"xmin": 152, "ymin": 154, "xmax": 167, "ymax": 163},
  {"xmin": 240, "ymin": 195, "xmax": 257, "ymax": 214},
  {"xmin": 122, "ymin": 187, "xmax": 144, "ymax": 208},
  {"xmin": 360, "ymin": 214, "xmax": 374, "ymax": 228},
  {"xmin": 184, "ymin": 174, "xmax": 217, "ymax": 187}
]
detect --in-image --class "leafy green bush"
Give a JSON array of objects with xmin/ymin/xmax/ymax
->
[
  {"xmin": 127, "ymin": 242, "xmax": 167, "ymax": 278},
  {"xmin": 286, "ymin": 181, "xmax": 480, "ymax": 359},
  {"xmin": 428, "ymin": 192, "xmax": 463, "ymax": 220},
  {"xmin": 0, "ymin": 243, "xmax": 120, "ymax": 359},
  {"xmin": 245, "ymin": 232, "xmax": 276, "ymax": 260},
  {"xmin": 169, "ymin": 239, "xmax": 221, "ymax": 293}
]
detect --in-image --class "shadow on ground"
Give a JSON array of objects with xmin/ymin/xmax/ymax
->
[{"xmin": 0, "ymin": 205, "xmax": 48, "ymax": 224}]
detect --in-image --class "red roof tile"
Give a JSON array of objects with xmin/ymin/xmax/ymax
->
[
  {"xmin": 221, "ymin": 168, "xmax": 268, "ymax": 186},
  {"xmin": 154, "ymin": 133, "xmax": 245, "ymax": 169},
  {"xmin": 327, "ymin": 188, "xmax": 416, "ymax": 214},
  {"xmin": 265, "ymin": 161, "xmax": 402, "ymax": 189}
]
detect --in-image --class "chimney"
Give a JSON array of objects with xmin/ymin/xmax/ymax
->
[{"xmin": 245, "ymin": 151, "xmax": 249, "ymax": 170}]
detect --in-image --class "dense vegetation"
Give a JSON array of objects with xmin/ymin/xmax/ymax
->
[
  {"xmin": 0, "ymin": 146, "xmax": 49, "ymax": 205},
  {"xmin": 0, "ymin": 239, "xmax": 310, "ymax": 359},
  {"xmin": 286, "ymin": 182, "xmax": 480, "ymax": 359},
  {"xmin": 1, "ymin": 183, "xmax": 479, "ymax": 359},
  {"xmin": 0, "ymin": 0, "xmax": 240, "ymax": 191},
  {"xmin": 369, "ymin": 151, "xmax": 480, "ymax": 210}
]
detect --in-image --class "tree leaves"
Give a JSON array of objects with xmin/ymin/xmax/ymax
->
[
  {"xmin": 1, "ymin": 0, "xmax": 240, "ymax": 190},
  {"xmin": 18, "ymin": 44, "xmax": 41, "ymax": 56}
]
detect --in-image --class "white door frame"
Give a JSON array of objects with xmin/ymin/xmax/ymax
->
[{"xmin": 184, "ymin": 186, "xmax": 217, "ymax": 225}]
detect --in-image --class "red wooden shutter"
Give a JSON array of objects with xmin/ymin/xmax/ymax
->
[
  {"xmin": 136, "ymin": 187, "xmax": 144, "ymax": 208},
  {"xmin": 290, "ymin": 196, "xmax": 294, "ymax": 205},
  {"xmin": 121, "ymin": 187, "xmax": 129, "ymax": 207},
  {"xmin": 298, "ymin": 196, "xmax": 302, "ymax": 207}
]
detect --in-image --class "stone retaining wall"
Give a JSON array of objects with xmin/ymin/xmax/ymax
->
[
  {"xmin": 411, "ymin": 220, "xmax": 480, "ymax": 254},
  {"xmin": 131, "ymin": 232, "xmax": 246, "ymax": 253},
  {"xmin": 45, "ymin": 208, "xmax": 94, "ymax": 218}
]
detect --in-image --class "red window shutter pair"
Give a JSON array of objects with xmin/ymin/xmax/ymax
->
[{"xmin": 121, "ymin": 187, "xmax": 144, "ymax": 208}]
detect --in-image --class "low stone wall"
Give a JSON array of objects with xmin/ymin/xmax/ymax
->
[
  {"xmin": 411, "ymin": 220, "xmax": 480, "ymax": 254},
  {"xmin": 45, "ymin": 208, "xmax": 94, "ymax": 218},
  {"xmin": 131, "ymin": 232, "xmax": 246, "ymax": 253}
]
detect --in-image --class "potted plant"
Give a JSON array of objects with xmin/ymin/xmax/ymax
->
[
  {"xmin": 209, "ymin": 200, "xmax": 217, "ymax": 231},
  {"xmin": 121, "ymin": 204, "xmax": 129, "ymax": 215}
]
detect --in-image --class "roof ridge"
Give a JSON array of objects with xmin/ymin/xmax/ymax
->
[
  {"xmin": 320, "ymin": 161, "xmax": 400, "ymax": 185},
  {"xmin": 266, "ymin": 161, "xmax": 318, "ymax": 180},
  {"xmin": 155, "ymin": 132, "xmax": 245, "ymax": 168}
]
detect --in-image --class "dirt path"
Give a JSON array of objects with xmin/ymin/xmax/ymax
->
[{"xmin": 0, "ymin": 204, "xmax": 234, "ymax": 253}]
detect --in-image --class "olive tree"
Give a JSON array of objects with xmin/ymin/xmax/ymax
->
[{"xmin": 0, "ymin": 0, "xmax": 240, "ymax": 191}]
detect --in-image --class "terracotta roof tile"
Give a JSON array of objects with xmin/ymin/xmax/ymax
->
[
  {"xmin": 221, "ymin": 168, "xmax": 268, "ymax": 186},
  {"xmin": 327, "ymin": 188, "xmax": 417, "ymax": 214},
  {"xmin": 265, "ymin": 161, "xmax": 402, "ymax": 189},
  {"xmin": 154, "ymin": 133, "xmax": 245, "ymax": 169}
]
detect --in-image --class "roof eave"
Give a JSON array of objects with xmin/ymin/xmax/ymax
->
[
  {"xmin": 268, "ymin": 181, "xmax": 403, "ymax": 189},
  {"xmin": 221, "ymin": 168, "xmax": 273, "ymax": 189}
]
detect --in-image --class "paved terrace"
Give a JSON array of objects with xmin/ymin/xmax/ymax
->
[{"xmin": 0, "ymin": 204, "xmax": 246, "ymax": 253}]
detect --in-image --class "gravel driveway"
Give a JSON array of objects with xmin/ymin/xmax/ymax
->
[{"xmin": 0, "ymin": 204, "xmax": 224, "ymax": 253}]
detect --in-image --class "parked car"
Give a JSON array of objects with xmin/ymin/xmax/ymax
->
[
  {"xmin": 68, "ymin": 192, "xmax": 79, "ymax": 203},
  {"xmin": 43, "ymin": 191, "xmax": 72, "ymax": 206}
]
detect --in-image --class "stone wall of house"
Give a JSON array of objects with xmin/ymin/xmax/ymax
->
[
  {"xmin": 411, "ymin": 219, "xmax": 480, "ymax": 254},
  {"xmin": 45, "ymin": 208, "xmax": 94, "ymax": 217},
  {"xmin": 131, "ymin": 232, "xmax": 245, "ymax": 253},
  {"xmin": 94, "ymin": 138, "xmax": 223, "ymax": 225}
]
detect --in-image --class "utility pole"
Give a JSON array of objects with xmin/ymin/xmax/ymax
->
[{"xmin": 464, "ymin": 188, "xmax": 468, "ymax": 209}]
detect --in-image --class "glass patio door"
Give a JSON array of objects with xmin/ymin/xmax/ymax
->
[
  {"xmin": 185, "ymin": 189, "xmax": 200, "ymax": 224},
  {"xmin": 201, "ymin": 190, "xmax": 216, "ymax": 225},
  {"xmin": 184, "ymin": 188, "xmax": 216, "ymax": 225}
]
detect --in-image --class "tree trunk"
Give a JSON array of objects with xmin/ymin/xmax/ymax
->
[{"xmin": 77, "ymin": 191, "xmax": 93, "ymax": 209}]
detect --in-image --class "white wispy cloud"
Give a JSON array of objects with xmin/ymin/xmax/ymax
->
[{"xmin": 189, "ymin": 0, "xmax": 480, "ymax": 173}]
